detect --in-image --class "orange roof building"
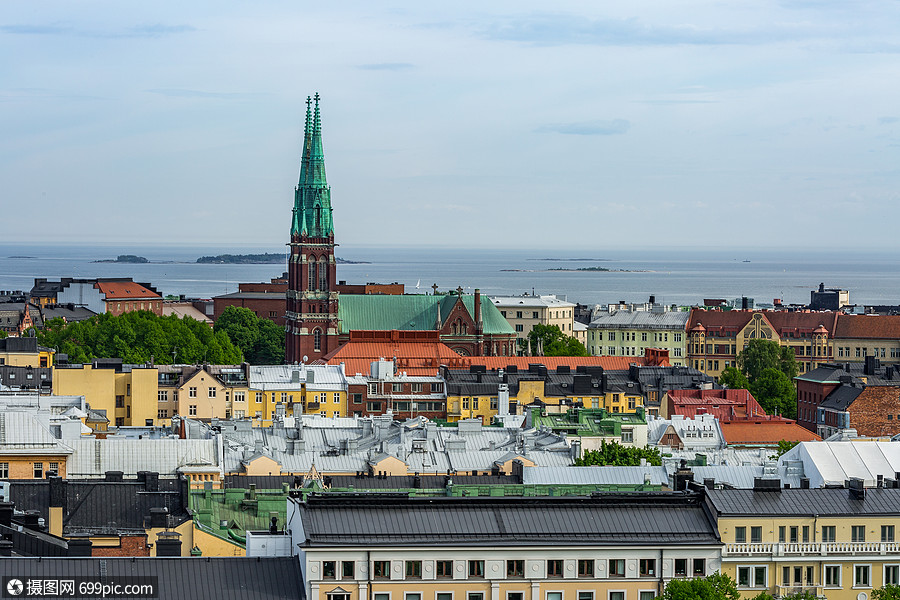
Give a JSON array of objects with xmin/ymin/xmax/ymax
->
[
  {"xmin": 55, "ymin": 278, "xmax": 163, "ymax": 317},
  {"xmin": 720, "ymin": 420, "xmax": 821, "ymax": 448}
]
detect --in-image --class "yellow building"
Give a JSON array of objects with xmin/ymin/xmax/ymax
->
[
  {"xmin": 282, "ymin": 493, "xmax": 722, "ymax": 600},
  {"xmin": 444, "ymin": 366, "xmax": 644, "ymax": 424},
  {"xmin": 0, "ymin": 336, "xmax": 54, "ymax": 367},
  {"xmin": 0, "ymin": 412, "xmax": 72, "ymax": 479},
  {"xmin": 708, "ymin": 485, "xmax": 900, "ymax": 599},
  {"xmin": 54, "ymin": 360, "xmax": 158, "ymax": 427},
  {"xmin": 157, "ymin": 364, "xmax": 253, "ymax": 425},
  {"xmin": 248, "ymin": 365, "xmax": 348, "ymax": 425},
  {"xmin": 491, "ymin": 295, "xmax": 577, "ymax": 349}
]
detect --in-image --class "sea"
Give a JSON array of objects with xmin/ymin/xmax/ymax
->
[{"xmin": 1, "ymin": 243, "xmax": 899, "ymax": 308}]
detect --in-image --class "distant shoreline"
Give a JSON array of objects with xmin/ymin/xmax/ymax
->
[{"xmin": 196, "ymin": 253, "xmax": 370, "ymax": 265}]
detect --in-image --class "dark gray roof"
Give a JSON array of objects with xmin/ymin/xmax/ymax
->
[
  {"xmin": 798, "ymin": 362, "xmax": 900, "ymax": 386},
  {"xmin": 226, "ymin": 473, "xmax": 517, "ymax": 490},
  {"xmin": 0, "ymin": 557, "xmax": 304, "ymax": 600},
  {"xmin": 296, "ymin": 493, "xmax": 720, "ymax": 547},
  {"xmin": 9, "ymin": 479, "xmax": 189, "ymax": 535},
  {"xmin": 706, "ymin": 488, "xmax": 900, "ymax": 516},
  {"xmin": 820, "ymin": 385, "xmax": 864, "ymax": 411},
  {"xmin": 0, "ymin": 366, "xmax": 52, "ymax": 390}
]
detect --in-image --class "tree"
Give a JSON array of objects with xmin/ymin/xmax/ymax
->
[
  {"xmin": 525, "ymin": 324, "xmax": 589, "ymax": 357},
  {"xmin": 750, "ymin": 368, "xmax": 797, "ymax": 418},
  {"xmin": 773, "ymin": 439, "xmax": 799, "ymax": 458},
  {"xmin": 874, "ymin": 585, "xmax": 900, "ymax": 599},
  {"xmin": 214, "ymin": 306, "xmax": 285, "ymax": 364},
  {"xmin": 35, "ymin": 311, "xmax": 243, "ymax": 364},
  {"xmin": 656, "ymin": 572, "xmax": 739, "ymax": 600},
  {"xmin": 737, "ymin": 339, "xmax": 798, "ymax": 382},
  {"xmin": 751, "ymin": 592, "xmax": 817, "ymax": 600},
  {"xmin": 575, "ymin": 440, "xmax": 662, "ymax": 466},
  {"xmin": 719, "ymin": 366, "xmax": 749, "ymax": 390}
]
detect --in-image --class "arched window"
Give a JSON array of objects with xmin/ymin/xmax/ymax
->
[
  {"xmin": 315, "ymin": 204, "xmax": 321, "ymax": 231},
  {"xmin": 319, "ymin": 256, "xmax": 328, "ymax": 291},
  {"xmin": 309, "ymin": 256, "xmax": 317, "ymax": 291},
  {"xmin": 313, "ymin": 328, "xmax": 322, "ymax": 351}
]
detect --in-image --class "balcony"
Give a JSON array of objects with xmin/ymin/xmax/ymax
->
[
  {"xmin": 775, "ymin": 585, "xmax": 823, "ymax": 598},
  {"xmin": 725, "ymin": 541, "xmax": 900, "ymax": 557}
]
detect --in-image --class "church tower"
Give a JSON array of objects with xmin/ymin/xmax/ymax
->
[{"xmin": 286, "ymin": 94, "xmax": 339, "ymax": 364}]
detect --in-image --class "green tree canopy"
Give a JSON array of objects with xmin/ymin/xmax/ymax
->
[
  {"xmin": 719, "ymin": 366, "xmax": 750, "ymax": 390},
  {"xmin": 525, "ymin": 324, "xmax": 589, "ymax": 357},
  {"xmin": 214, "ymin": 306, "xmax": 285, "ymax": 364},
  {"xmin": 738, "ymin": 339, "xmax": 799, "ymax": 381},
  {"xmin": 656, "ymin": 572, "xmax": 739, "ymax": 600},
  {"xmin": 732, "ymin": 339, "xmax": 800, "ymax": 419},
  {"xmin": 751, "ymin": 592, "xmax": 818, "ymax": 600},
  {"xmin": 35, "ymin": 312, "xmax": 243, "ymax": 365},
  {"xmin": 874, "ymin": 584, "xmax": 900, "ymax": 599},
  {"xmin": 750, "ymin": 368, "xmax": 797, "ymax": 418},
  {"xmin": 574, "ymin": 440, "xmax": 662, "ymax": 466}
]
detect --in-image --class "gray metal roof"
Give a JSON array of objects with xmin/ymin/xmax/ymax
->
[
  {"xmin": 523, "ymin": 466, "xmax": 669, "ymax": 486},
  {"xmin": 296, "ymin": 494, "xmax": 720, "ymax": 547},
  {"xmin": 0, "ymin": 557, "xmax": 304, "ymax": 600},
  {"xmin": 66, "ymin": 438, "xmax": 219, "ymax": 478},
  {"xmin": 589, "ymin": 310, "xmax": 690, "ymax": 330},
  {"xmin": 707, "ymin": 488, "xmax": 900, "ymax": 516}
]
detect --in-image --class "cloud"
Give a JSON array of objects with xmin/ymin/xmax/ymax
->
[
  {"xmin": 147, "ymin": 89, "xmax": 264, "ymax": 100},
  {"xmin": 879, "ymin": 117, "xmax": 899, "ymax": 125},
  {"xmin": 358, "ymin": 63, "xmax": 415, "ymax": 71},
  {"xmin": 480, "ymin": 13, "xmax": 816, "ymax": 47},
  {"xmin": 537, "ymin": 119, "xmax": 630, "ymax": 136},
  {"xmin": 0, "ymin": 23, "xmax": 194, "ymax": 39}
]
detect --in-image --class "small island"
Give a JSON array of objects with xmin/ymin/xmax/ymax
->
[
  {"xmin": 94, "ymin": 255, "xmax": 149, "ymax": 264},
  {"xmin": 197, "ymin": 253, "xmax": 369, "ymax": 264},
  {"xmin": 549, "ymin": 266, "xmax": 610, "ymax": 272}
]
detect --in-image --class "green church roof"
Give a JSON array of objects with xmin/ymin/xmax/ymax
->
[{"xmin": 338, "ymin": 294, "xmax": 515, "ymax": 335}]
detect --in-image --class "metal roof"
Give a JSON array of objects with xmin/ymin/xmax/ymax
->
[
  {"xmin": 490, "ymin": 295, "xmax": 575, "ymax": 308},
  {"xmin": 66, "ymin": 438, "xmax": 219, "ymax": 478},
  {"xmin": 296, "ymin": 494, "xmax": 719, "ymax": 547},
  {"xmin": 338, "ymin": 294, "xmax": 514, "ymax": 335},
  {"xmin": 0, "ymin": 557, "xmax": 304, "ymax": 600},
  {"xmin": 523, "ymin": 466, "xmax": 668, "ymax": 486},
  {"xmin": 589, "ymin": 310, "xmax": 690, "ymax": 330},
  {"xmin": 707, "ymin": 488, "xmax": 900, "ymax": 516},
  {"xmin": 779, "ymin": 441, "xmax": 900, "ymax": 488}
]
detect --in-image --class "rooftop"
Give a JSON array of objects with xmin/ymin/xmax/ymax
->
[{"xmin": 707, "ymin": 487, "xmax": 900, "ymax": 516}]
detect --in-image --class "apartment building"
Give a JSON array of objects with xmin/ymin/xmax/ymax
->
[
  {"xmin": 492, "ymin": 295, "xmax": 576, "ymax": 347},
  {"xmin": 587, "ymin": 310, "xmax": 689, "ymax": 366}
]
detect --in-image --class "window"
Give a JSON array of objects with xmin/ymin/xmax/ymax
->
[
  {"xmin": 0, "ymin": 463, "xmax": 8, "ymax": 478},
  {"xmin": 411, "ymin": 383, "xmax": 423, "ymax": 393},
  {"xmin": 639, "ymin": 593, "xmax": 656, "ymax": 600},
  {"xmin": 207, "ymin": 387, "xmax": 216, "ymax": 398},
  {"xmin": 578, "ymin": 593, "xmax": 593, "ymax": 600},
  {"xmin": 256, "ymin": 392, "xmax": 263, "ymax": 403},
  {"xmin": 884, "ymin": 525, "xmax": 896, "ymax": 542},
  {"xmin": 314, "ymin": 328, "xmax": 322, "ymax": 351},
  {"xmin": 490, "ymin": 397, "xmax": 498, "ymax": 410},
  {"xmin": 116, "ymin": 417, "xmax": 124, "ymax": 426},
  {"xmin": 639, "ymin": 559, "xmax": 656, "ymax": 577},
  {"xmin": 392, "ymin": 383, "xmax": 403, "ymax": 393},
  {"xmin": 577, "ymin": 559, "xmax": 593, "ymax": 577},
  {"xmin": 322, "ymin": 561, "xmax": 336, "ymax": 579},
  {"xmin": 790, "ymin": 526, "xmax": 798, "ymax": 543},
  {"xmin": 674, "ymin": 559, "xmax": 687, "ymax": 577},
  {"xmin": 609, "ymin": 559, "xmax": 625, "ymax": 577},
  {"xmin": 824, "ymin": 565, "xmax": 841, "ymax": 587},
  {"xmin": 822, "ymin": 526, "xmax": 836, "ymax": 542},
  {"xmin": 546, "ymin": 593, "xmax": 562, "ymax": 600},
  {"xmin": 342, "ymin": 561, "xmax": 355, "ymax": 578},
  {"xmin": 373, "ymin": 561, "xmax": 390, "ymax": 579},
  {"xmin": 436, "ymin": 560, "xmax": 453, "ymax": 578},
  {"xmin": 507, "ymin": 559, "xmax": 524, "ymax": 577},
  {"xmin": 352, "ymin": 393, "xmax": 363, "ymax": 404},
  {"xmin": 468, "ymin": 560, "xmax": 484, "ymax": 578},
  {"xmin": 608, "ymin": 594, "xmax": 624, "ymax": 600},
  {"xmin": 235, "ymin": 391, "xmax": 245, "ymax": 402},
  {"xmin": 33, "ymin": 462, "xmax": 43, "ymax": 478},
  {"xmin": 470, "ymin": 595, "xmax": 484, "ymax": 600},
  {"xmin": 852, "ymin": 525, "xmax": 866, "ymax": 542},
  {"xmin": 506, "ymin": 594, "xmax": 522, "ymax": 600},
  {"xmin": 855, "ymin": 564, "xmax": 871, "ymax": 587},
  {"xmin": 751, "ymin": 526, "xmax": 762, "ymax": 543},
  {"xmin": 779, "ymin": 526, "xmax": 786, "ymax": 543},
  {"xmin": 116, "ymin": 395, "xmax": 125, "ymax": 408},
  {"xmin": 515, "ymin": 324, "xmax": 524, "ymax": 332},
  {"xmin": 158, "ymin": 390, "xmax": 168, "ymax": 402},
  {"xmin": 693, "ymin": 559, "xmax": 705, "ymax": 576},
  {"xmin": 885, "ymin": 565, "xmax": 899, "ymax": 586},
  {"xmin": 737, "ymin": 566, "xmax": 767, "ymax": 588},
  {"xmin": 158, "ymin": 409, "xmax": 168, "ymax": 419},
  {"xmin": 189, "ymin": 387, "xmax": 197, "ymax": 398},
  {"xmin": 735, "ymin": 527, "xmax": 747, "ymax": 543},
  {"xmin": 516, "ymin": 311, "xmax": 523, "ymax": 318},
  {"xmin": 547, "ymin": 559, "xmax": 563, "ymax": 577},
  {"xmin": 437, "ymin": 594, "xmax": 453, "ymax": 600},
  {"xmin": 405, "ymin": 594, "xmax": 421, "ymax": 600},
  {"xmin": 328, "ymin": 594, "xmax": 350, "ymax": 600},
  {"xmin": 405, "ymin": 561, "xmax": 422, "ymax": 579},
  {"xmin": 803, "ymin": 525, "xmax": 810, "ymax": 543},
  {"xmin": 189, "ymin": 405, "xmax": 197, "ymax": 416}
]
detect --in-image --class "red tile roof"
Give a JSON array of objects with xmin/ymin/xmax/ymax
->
[
  {"xmin": 720, "ymin": 420, "xmax": 821, "ymax": 445},
  {"xmin": 463, "ymin": 356, "xmax": 661, "ymax": 371},
  {"xmin": 688, "ymin": 309, "xmax": 840, "ymax": 337},
  {"xmin": 95, "ymin": 281, "xmax": 161, "ymax": 300},
  {"xmin": 835, "ymin": 314, "xmax": 900, "ymax": 340}
]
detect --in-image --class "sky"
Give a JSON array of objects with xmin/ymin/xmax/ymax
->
[{"xmin": 3, "ymin": 1, "xmax": 900, "ymax": 250}]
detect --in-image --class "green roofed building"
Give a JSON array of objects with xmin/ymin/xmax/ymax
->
[{"xmin": 335, "ymin": 289, "xmax": 517, "ymax": 357}]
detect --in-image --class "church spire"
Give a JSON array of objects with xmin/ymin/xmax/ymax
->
[{"xmin": 291, "ymin": 92, "xmax": 333, "ymax": 238}]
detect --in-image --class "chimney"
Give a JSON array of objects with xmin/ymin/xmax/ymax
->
[
  {"xmin": 800, "ymin": 478, "xmax": 810, "ymax": 489},
  {"xmin": 48, "ymin": 475, "xmax": 66, "ymax": 537},
  {"xmin": 149, "ymin": 507, "xmax": 169, "ymax": 529},
  {"xmin": 474, "ymin": 289, "xmax": 482, "ymax": 328},
  {"xmin": 104, "ymin": 471, "xmax": 124, "ymax": 482},
  {"xmin": 155, "ymin": 531, "xmax": 182, "ymax": 557},
  {"xmin": 849, "ymin": 477, "xmax": 866, "ymax": 500},
  {"xmin": 66, "ymin": 535, "xmax": 93, "ymax": 557},
  {"xmin": 0, "ymin": 502, "xmax": 13, "ymax": 527}
]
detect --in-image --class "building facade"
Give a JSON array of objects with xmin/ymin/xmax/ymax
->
[
  {"xmin": 587, "ymin": 310, "xmax": 689, "ymax": 365},
  {"xmin": 490, "ymin": 295, "xmax": 576, "ymax": 348}
]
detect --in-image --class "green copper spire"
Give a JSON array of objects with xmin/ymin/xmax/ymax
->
[{"xmin": 291, "ymin": 93, "xmax": 334, "ymax": 238}]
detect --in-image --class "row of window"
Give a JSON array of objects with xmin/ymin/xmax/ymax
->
[
  {"xmin": 368, "ymin": 383, "xmax": 435, "ymax": 395},
  {"xmin": 735, "ymin": 525, "xmax": 895, "ymax": 544},
  {"xmin": 0, "ymin": 461, "xmax": 61, "ymax": 479},
  {"xmin": 837, "ymin": 346, "xmax": 899, "ymax": 358},
  {"xmin": 323, "ymin": 558, "xmax": 702, "ymax": 581},
  {"xmin": 737, "ymin": 563, "xmax": 899, "ymax": 588},
  {"xmin": 350, "ymin": 591, "xmax": 654, "ymax": 600}
]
